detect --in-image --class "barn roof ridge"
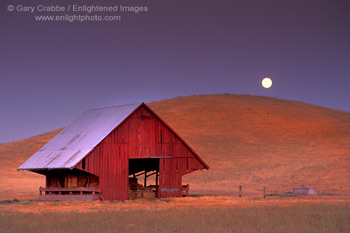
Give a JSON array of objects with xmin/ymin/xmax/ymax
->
[{"xmin": 83, "ymin": 102, "xmax": 144, "ymax": 112}]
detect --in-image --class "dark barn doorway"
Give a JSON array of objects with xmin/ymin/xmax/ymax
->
[{"xmin": 128, "ymin": 158, "xmax": 159, "ymax": 199}]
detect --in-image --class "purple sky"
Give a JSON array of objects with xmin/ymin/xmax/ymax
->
[{"xmin": 1, "ymin": 0, "xmax": 349, "ymax": 143}]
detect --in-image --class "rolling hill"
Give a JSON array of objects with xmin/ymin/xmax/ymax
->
[{"xmin": 1, "ymin": 94, "xmax": 349, "ymax": 199}]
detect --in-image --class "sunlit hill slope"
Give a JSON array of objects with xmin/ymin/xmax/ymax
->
[{"xmin": 1, "ymin": 94, "xmax": 349, "ymax": 199}]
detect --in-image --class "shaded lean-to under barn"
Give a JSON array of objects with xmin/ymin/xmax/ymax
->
[{"xmin": 18, "ymin": 103, "xmax": 209, "ymax": 201}]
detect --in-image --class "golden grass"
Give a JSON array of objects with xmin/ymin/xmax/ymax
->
[
  {"xmin": 0, "ymin": 94, "xmax": 349, "ymax": 200},
  {"xmin": 0, "ymin": 198, "xmax": 349, "ymax": 233},
  {"xmin": 0, "ymin": 196, "xmax": 349, "ymax": 213},
  {"xmin": 0, "ymin": 129, "xmax": 63, "ymax": 200},
  {"xmin": 149, "ymin": 95, "xmax": 350, "ymax": 195}
]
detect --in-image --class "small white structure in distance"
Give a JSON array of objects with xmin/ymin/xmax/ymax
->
[{"xmin": 293, "ymin": 187, "xmax": 317, "ymax": 195}]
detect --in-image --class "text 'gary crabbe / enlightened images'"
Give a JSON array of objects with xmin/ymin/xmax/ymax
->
[{"xmin": 7, "ymin": 4, "xmax": 149, "ymax": 23}]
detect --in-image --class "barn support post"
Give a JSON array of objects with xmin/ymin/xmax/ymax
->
[
  {"xmin": 156, "ymin": 171, "xmax": 159, "ymax": 198},
  {"xmin": 144, "ymin": 171, "xmax": 147, "ymax": 187},
  {"xmin": 263, "ymin": 187, "xmax": 266, "ymax": 198},
  {"xmin": 239, "ymin": 185, "xmax": 242, "ymax": 198}
]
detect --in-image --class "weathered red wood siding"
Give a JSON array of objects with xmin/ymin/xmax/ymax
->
[{"xmin": 75, "ymin": 105, "xmax": 206, "ymax": 200}]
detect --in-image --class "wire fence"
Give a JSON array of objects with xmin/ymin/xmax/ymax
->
[{"xmin": 229, "ymin": 185, "xmax": 350, "ymax": 198}]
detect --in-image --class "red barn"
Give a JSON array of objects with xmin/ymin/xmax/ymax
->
[{"xmin": 18, "ymin": 103, "xmax": 209, "ymax": 201}]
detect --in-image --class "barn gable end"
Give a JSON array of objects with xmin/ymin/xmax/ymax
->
[{"xmin": 74, "ymin": 105, "xmax": 207, "ymax": 200}]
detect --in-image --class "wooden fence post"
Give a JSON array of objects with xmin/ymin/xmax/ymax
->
[
  {"xmin": 263, "ymin": 187, "xmax": 266, "ymax": 199},
  {"xmin": 239, "ymin": 185, "xmax": 242, "ymax": 198}
]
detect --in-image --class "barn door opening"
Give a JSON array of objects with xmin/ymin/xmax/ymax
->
[{"xmin": 128, "ymin": 158, "xmax": 159, "ymax": 199}]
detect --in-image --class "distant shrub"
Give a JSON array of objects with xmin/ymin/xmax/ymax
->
[
  {"xmin": 160, "ymin": 199, "xmax": 171, "ymax": 203},
  {"xmin": 0, "ymin": 198, "xmax": 20, "ymax": 204}
]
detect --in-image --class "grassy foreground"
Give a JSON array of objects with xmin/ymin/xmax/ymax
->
[{"xmin": 1, "ymin": 204, "xmax": 349, "ymax": 233}]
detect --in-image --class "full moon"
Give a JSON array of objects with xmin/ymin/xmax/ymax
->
[{"xmin": 262, "ymin": 77, "xmax": 273, "ymax": 88}]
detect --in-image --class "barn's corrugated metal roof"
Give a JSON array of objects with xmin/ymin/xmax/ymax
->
[{"xmin": 18, "ymin": 103, "xmax": 142, "ymax": 170}]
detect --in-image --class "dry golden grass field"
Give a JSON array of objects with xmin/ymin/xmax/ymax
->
[
  {"xmin": 0, "ymin": 94, "xmax": 349, "ymax": 200},
  {"xmin": 150, "ymin": 94, "xmax": 350, "ymax": 196},
  {"xmin": 0, "ymin": 197, "xmax": 348, "ymax": 233}
]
